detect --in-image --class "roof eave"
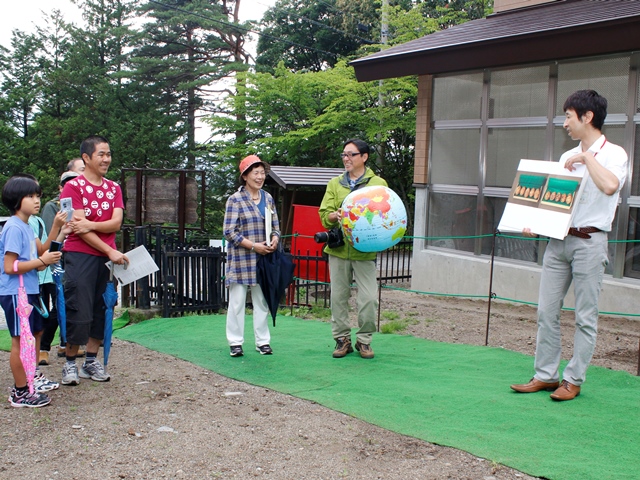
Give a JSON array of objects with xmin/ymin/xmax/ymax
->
[{"xmin": 351, "ymin": 20, "xmax": 640, "ymax": 81}]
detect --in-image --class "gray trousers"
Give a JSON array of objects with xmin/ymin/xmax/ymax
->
[
  {"xmin": 534, "ymin": 232, "xmax": 608, "ymax": 386},
  {"xmin": 328, "ymin": 255, "xmax": 378, "ymax": 344}
]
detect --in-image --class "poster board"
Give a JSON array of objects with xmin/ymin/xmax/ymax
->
[{"xmin": 497, "ymin": 159, "xmax": 587, "ymax": 240}]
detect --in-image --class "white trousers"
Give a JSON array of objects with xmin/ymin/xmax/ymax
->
[{"xmin": 226, "ymin": 283, "xmax": 271, "ymax": 347}]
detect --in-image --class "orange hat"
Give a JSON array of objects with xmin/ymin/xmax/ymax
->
[{"xmin": 239, "ymin": 155, "xmax": 269, "ymax": 178}]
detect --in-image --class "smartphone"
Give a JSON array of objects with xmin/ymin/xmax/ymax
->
[
  {"xmin": 60, "ymin": 197, "xmax": 73, "ymax": 221},
  {"xmin": 50, "ymin": 241, "xmax": 62, "ymax": 252}
]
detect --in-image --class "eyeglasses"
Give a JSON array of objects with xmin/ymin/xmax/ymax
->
[{"xmin": 340, "ymin": 152, "xmax": 361, "ymax": 159}]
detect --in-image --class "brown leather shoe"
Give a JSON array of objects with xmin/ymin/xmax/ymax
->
[
  {"xmin": 57, "ymin": 346, "xmax": 86, "ymax": 358},
  {"xmin": 38, "ymin": 351, "xmax": 50, "ymax": 366},
  {"xmin": 332, "ymin": 336, "xmax": 353, "ymax": 358},
  {"xmin": 550, "ymin": 380, "xmax": 581, "ymax": 401},
  {"xmin": 510, "ymin": 377, "xmax": 559, "ymax": 393},
  {"xmin": 355, "ymin": 341, "xmax": 374, "ymax": 359}
]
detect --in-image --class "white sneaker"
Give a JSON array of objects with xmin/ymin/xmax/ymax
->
[
  {"xmin": 79, "ymin": 359, "xmax": 110, "ymax": 382},
  {"xmin": 61, "ymin": 362, "xmax": 80, "ymax": 386},
  {"xmin": 34, "ymin": 371, "xmax": 60, "ymax": 392}
]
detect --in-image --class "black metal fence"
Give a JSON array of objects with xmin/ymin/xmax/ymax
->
[
  {"xmin": 289, "ymin": 239, "xmax": 413, "ymax": 308},
  {"xmin": 120, "ymin": 226, "xmax": 226, "ymax": 317},
  {"xmin": 120, "ymin": 227, "xmax": 412, "ymax": 316}
]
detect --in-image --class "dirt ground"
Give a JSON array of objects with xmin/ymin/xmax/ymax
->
[{"xmin": 1, "ymin": 288, "xmax": 638, "ymax": 479}]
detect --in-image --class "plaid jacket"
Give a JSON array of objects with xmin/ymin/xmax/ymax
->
[{"xmin": 223, "ymin": 187, "xmax": 280, "ymax": 286}]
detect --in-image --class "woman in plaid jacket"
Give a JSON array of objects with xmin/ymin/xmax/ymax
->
[{"xmin": 223, "ymin": 155, "xmax": 280, "ymax": 357}]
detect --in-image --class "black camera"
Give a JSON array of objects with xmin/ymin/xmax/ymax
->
[{"xmin": 314, "ymin": 226, "xmax": 345, "ymax": 249}]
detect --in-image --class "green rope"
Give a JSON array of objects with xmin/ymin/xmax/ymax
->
[
  {"xmin": 284, "ymin": 231, "xmax": 640, "ymax": 244},
  {"xmin": 279, "ymin": 232, "xmax": 640, "ymax": 316},
  {"xmin": 381, "ymin": 284, "xmax": 489, "ymax": 300}
]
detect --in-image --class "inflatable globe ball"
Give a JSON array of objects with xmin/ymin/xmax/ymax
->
[{"xmin": 340, "ymin": 185, "xmax": 407, "ymax": 253}]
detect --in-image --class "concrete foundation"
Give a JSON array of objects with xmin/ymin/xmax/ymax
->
[{"xmin": 411, "ymin": 248, "xmax": 640, "ymax": 318}]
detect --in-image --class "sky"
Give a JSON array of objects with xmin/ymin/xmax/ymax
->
[{"xmin": 0, "ymin": 0, "xmax": 276, "ymax": 48}]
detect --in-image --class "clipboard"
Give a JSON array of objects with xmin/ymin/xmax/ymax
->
[{"xmin": 105, "ymin": 245, "xmax": 159, "ymax": 285}]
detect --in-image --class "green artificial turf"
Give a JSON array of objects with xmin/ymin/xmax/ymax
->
[
  {"xmin": 0, "ymin": 310, "xmax": 130, "ymax": 352},
  {"xmin": 113, "ymin": 314, "xmax": 640, "ymax": 480}
]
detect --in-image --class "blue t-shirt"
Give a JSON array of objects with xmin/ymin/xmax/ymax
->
[
  {"xmin": 0, "ymin": 216, "xmax": 39, "ymax": 295},
  {"xmin": 28, "ymin": 215, "xmax": 53, "ymax": 285}
]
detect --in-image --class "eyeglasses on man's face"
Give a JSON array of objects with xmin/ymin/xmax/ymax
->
[{"xmin": 340, "ymin": 152, "xmax": 361, "ymax": 159}]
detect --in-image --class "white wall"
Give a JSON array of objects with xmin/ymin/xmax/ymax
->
[{"xmin": 411, "ymin": 248, "xmax": 640, "ymax": 319}]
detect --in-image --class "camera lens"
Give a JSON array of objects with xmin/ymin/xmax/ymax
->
[{"xmin": 314, "ymin": 232, "xmax": 329, "ymax": 243}]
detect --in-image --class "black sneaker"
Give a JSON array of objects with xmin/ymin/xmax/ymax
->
[
  {"xmin": 230, "ymin": 345, "xmax": 244, "ymax": 357},
  {"xmin": 256, "ymin": 344, "xmax": 273, "ymax": 355},
  {"xmin": 8, "ymin": 387, "xmax": 51, "ymax": 408}
]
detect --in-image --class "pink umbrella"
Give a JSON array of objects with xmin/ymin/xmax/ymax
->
[{"xmin": 14, "ymin": 261, "xmax": 36, "ymax": 394}]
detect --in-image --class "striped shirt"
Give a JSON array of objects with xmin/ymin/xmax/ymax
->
[{"xmin": 223, "ymin": 187, "xmax": 280, "ymax": 286}]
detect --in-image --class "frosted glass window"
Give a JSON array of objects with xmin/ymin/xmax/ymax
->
[
  {"xmin": 631, "ymin": 125, "xmax": 640, "ymax": 196},
  {"xmin": 486, "ymin": 128, "xmax": 547, "ymax": 187},
  {"xmin": 484, "ymin": 197, "xmax": 539, "ymax": 261},
  {"xmin": 625, "ymin": 207, "xmax": 640, "ymax": 279},
  {"xmin": 553, "ymin": 125, "xmax": 626, "ymax": 162},
  {"xmin": 490, "ymin": 66, "xmax": 549, "ymax": 118},
  {"xmin": 427, "ymin": 193, "xmax": 477, "ymax": 253},
  {"xmin": 432, "ymin": 73, "xmax": 483, "ymax": 121},
  {"xmin": 557, "ymin": 56, "xmax": 629, "ymax": 115},
  {"xmin": 430, "ymin": 129, "xmax": 480, "ymax": 185}
]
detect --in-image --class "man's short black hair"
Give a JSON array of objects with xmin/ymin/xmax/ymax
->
[
  {"xmin": 1, "ymin": 174, "xmax": 42, "ymax": 214},
  {"xmin": 80, "ymin": 135, "xmax": 110, "ymax": 158},
  {"xmin": 343, "ymin": 138, "xmax": 370, "ymax": 155},
  {"xmin": 563, "ymin": 90, "xmax": 607, "ymax": 131}
]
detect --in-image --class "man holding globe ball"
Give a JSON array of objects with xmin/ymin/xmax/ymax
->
[{"xmin": 319, "ymin": 139, "xmax": 387, "ymax": 359}]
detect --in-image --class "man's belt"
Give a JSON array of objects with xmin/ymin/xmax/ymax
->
[{"xmin": 567, "ymin": 227, "xmax": 602, "ymax": 239}]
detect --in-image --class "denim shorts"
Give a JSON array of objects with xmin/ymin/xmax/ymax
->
[{"xmin": 0, "ymin": 293, "xmax": 45, "ymax": 337}]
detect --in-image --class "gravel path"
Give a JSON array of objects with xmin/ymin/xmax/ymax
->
[{"xmin": 1, "ymin": 289, "xmax": 638, "ymax": 479}]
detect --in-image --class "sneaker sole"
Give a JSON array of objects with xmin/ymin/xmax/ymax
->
[
  {"xmin": 256, "ymin": 348, "xmax": 273, "ymax": 355},
  {"xmin": 8, "ymin": 397, "xmax": 51, "ymax": 408},
  {"xmin": 79, "ymin": 371, "xmax": 110, "ymax": 382},
  {"xmin": 61, "ymin": 379, "xmax": 80, "ymax": 386},
  {"xmin": 230, "ymin": 352, "xmax": 244, "ymax": 357}
]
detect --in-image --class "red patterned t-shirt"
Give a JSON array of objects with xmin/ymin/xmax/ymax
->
[{"xmin": 60, "ymin": 175, "xmax": 124, "ymax": 257}]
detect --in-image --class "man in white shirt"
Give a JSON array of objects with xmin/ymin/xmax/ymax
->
[{"xmin": 511, "ymin": 90, "xmax": 628, "ymax": 401}]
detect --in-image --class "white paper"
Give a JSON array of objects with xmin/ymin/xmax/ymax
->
[
  {"xmin": 105, "ymin": 245, "xmax": 159, "ymax": 285},
  {"xmin": 497, "ymin": 159, "xmax": 587, "ymax": 240},
  {"xmin": 265, "ymin": 208, "xmax": 272, "ymax": 247}
]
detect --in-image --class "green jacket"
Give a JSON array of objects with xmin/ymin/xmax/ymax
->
[{"xmin": 318, "ymin": 168, "xmax": 387, "ymax": 260}]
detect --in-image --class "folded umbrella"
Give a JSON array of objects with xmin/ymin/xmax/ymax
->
[
  {"xmin": 256, "ymin": 246, "xmax": 295, "ymax": 326},
  {"xmin": 52, "ymin": 265, "xmax": 66, "ymax": 345},
  {"xmin": 102, "ymin": 264, "xmax": 118, "ymax": 368},
  {"xmin": 14, "ymin": 261, "xmax": 36, "ymax": 394}
]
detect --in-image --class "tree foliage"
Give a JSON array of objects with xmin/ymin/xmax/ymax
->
[
  {"xmin": 256, "ymin": 0, "xmax": 373, "ymax": 73},
  {"xmin": 207, "ymin": 60, "xmax": 418, "ymax": 220},
  {"xmin": 0, "ymin": 0, "xmax": 492, "ymax": 229},
  {"xmin": 0, "ymin": 0, "xmax": 248, "ymax": 218}
]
